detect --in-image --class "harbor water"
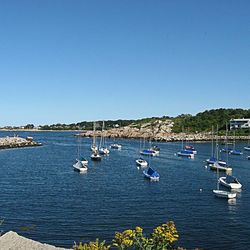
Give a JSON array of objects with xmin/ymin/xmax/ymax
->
[{"xmin": 0, "ymin": 131, "xmax": 250, "ymax": 249}]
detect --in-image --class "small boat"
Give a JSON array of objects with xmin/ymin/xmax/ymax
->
[
  {"xmin": 91, "ymin": 145, "xmax": 98, "ymax": 152},
  {"xmin": 177, "ymin": 150, "xmax": 194, "ymax": 159},
  {"xmin": 136, "ymin": 158, "xmax": 148, "ymax": 167},
  {"xmin": 184, "ymin": 145, "xmax": 197, "ymax": 154},
  {"xmin": 206, "ymin": 157, "xmax": 227, "ymax": 167},
  {"xmin": 244, "ymin": 146, "xmax": 250, "ymax": 151},
  {"xmin": 221, "ymin": 148, "xmax": 233, "ymax": 153},
  {"xmin": 79, "ymin": 156, "xmax": 88, "ymax": 165},
  {"xmin": 213, "ymin": 190, "xmax": 237, "ymax": 199},
  {"xmin": 91, "ymin": 152, "xmax": 102, "ymax": 161},
  {"xmin": 151, "ymin": 145, "xmax": 160, "ymax": 152},
  {"xmin": 210, "ymin": 161, "xmax": 232, "ymax": 172},
  {"xmin": 143, "ymin": 167, "xmax": 160, "ymax": 181},
  {"xmin": 110, "ymin": 143, "xmax": 122, "ymax": 149},
  {"xmin": 73, "ymin": 159, "xmax": 88, "ymax": 172},
  {"xmin": 99, "ymin": 147, "xmax": 110, "ymax": 155},
  {"xmin": 140, "ymin": 149, "xmax": 158, "ymax": 156},
  {"xmin": 219, "ymin": 175, "xmax": 242, "ymax": 189},
  {"xmin": 99, "ymin": 121, "xmax": 110, "ymax": 155},
  {"xmin": 230, "ymin": 149, "xmax": 243, "ymax": 155}
]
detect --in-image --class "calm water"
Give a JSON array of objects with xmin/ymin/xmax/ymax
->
[{"xmin": 0, "ymin": 131, "xmax": 250, "ymax": 249}]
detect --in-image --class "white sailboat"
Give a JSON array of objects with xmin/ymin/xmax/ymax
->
[
  {"xmin": 213, "ymin": 125, "xmax": 236, "ymax": 199},
  {"xmin": 73, "ymin": 136, "xmax": 88, "ymax": 172},
  {"xmin": 91, "ymin": 121, "xmax": 101, "ymax": 161},
  {"xmin": 210, "ymin": 124, "xmax": 232, "ymax": 172},
  {"xmin": 99, "ymin": 121, "xmax": 110, "ymax": 155},
  {"xmin": 136, "ymin": 138, "xmax": 148, "ymax": 167},
  {"xmin": 91, "ymin": 122, "xmax": 98, "ymax": 152}
]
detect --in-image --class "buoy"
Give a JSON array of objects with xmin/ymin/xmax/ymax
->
[
  {"xmin": 204, "ymin": 165, "xmax": 207, "ymax": 169},
  {"xmin": 200, "ymin": 188, "xmax": 203, "ymax": 192}
]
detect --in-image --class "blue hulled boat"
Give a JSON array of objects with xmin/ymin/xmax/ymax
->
[{"xmin": 143, "ymin": 167, "xmax": 160, "ymax": 181}]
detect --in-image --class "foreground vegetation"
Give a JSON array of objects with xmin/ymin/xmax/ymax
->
[{"xmin": 73, "ymin": 221, "xmax": 195, "ymax": 250}]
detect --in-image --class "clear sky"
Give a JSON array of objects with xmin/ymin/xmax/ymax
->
[{"xmin": 0, "ymin": 0, "xmax": 249, "ymax": 126}]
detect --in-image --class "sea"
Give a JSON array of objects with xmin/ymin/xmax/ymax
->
[{"xmin": 0, "ymin": 131, "xmax": 250, "ymax": 250}]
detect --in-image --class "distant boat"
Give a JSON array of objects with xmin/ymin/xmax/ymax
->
[
  {"xmin": 110, "ymin": 143, "xmax": 122, "ymax": 149},
  {"xmin": 73, "ymin": 159, "xmax": 88, "ymax": 173},
  {"xmin": 140, "ymin": 149, "xmax": 158, "ymax": 156},
  {"xmin": 206, "ymin": 156, "xmax": 227, "ymax": 167},
  {"xmin": 177, "ymin": 150, "xmax": 194, "ymax": 159},
  {"xmin": 79, "ymin": 156, "xmax": 88, "ymax": 166},
  {"xmin": 136, "ymin": 158, "xmax": 148, "ymax": 167},
  {"xmin": 230, "ymin": 149, "xmax": 243, "ymax": 155},
  {"xmin": 91, "ymin": 122, "xmax": 98, "ymax": 152},
  {"xmin": 184, "ymin": 145, "xmax": 197, "ymax": 154},
  {"xmin": 219, "ymin": 175, "xmax": 242, "ymax": 189},
  {"xmin": 213, "ymin": 124, "xmax": 236, "ymax": 199},
  {"xmin": 151, "ymin": 145, "xmax": 160, "ymax": 152},
  {"xmin": 91, "ymin": 152, "xmax": 102, "ymax": 161},
  {"xmin": 244, "ymin": 146, "xmax": 250, "ymax": 151},
  {"xmin": 229, "ymin": 131, "xmax": 243, "ymax": 155},
  {"xmin": 210, "ymin": 161, "xmax": 232, "ymax": 172},
  {"xmin": 99, "ymin": 121, "xmax": 110, "ymax": 155},
  {"xmin": 143, "ymin": 167, "xmax": 160, "ymax": 181},
  {"xmin": 73, "ymin": 134, "xmax": 88, "ymax": 172}
]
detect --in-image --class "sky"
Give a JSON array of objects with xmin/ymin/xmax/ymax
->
[{"xmin": 0, "ymin": 0, "xmax": 249, "ymax": 126}]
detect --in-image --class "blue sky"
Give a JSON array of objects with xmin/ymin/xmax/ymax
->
[{"xmin": 0, "ymin": 0, "xmax": 249, "ymax": 126}]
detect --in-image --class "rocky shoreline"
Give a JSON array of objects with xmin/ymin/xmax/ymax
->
[
  {"xmin": 0, "ymin": 136, "xmax": 42, "ymax": 150},
  {"xmin": 79, "ymin": 129, "xmax": 249, "ymax": 142},
  {"xmin": 0, "ymin": 231, "xmax": 70, "ymax": 250}
]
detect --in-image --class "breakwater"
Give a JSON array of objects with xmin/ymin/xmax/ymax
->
[
  {"xmin": 0, "ymin": 136, "xmax": 42, "ymax": 150},
  {"xmin": 79, "ymin": 129, "xmax": 249, "ymax": 142}
]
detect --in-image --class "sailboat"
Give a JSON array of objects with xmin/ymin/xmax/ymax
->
[
  {"xmin": 136, "ymin": 138, "xmax": 148, "ymax": 167},
  {"xmin": 244, "ymin": 128, "xmax": 250, "ymax": 151},
  {"xmin": 177, "ymin": 129, "xmax": 194, "ymax": 158},
  {"xmin": 210, "ymin": 125, "xmax": 232, "ymax": 172},
  {"xmin": 143, "ymin": 167, "xmax": 160, "ymax": 181},
  {"xmin": 91, "ymin": 122, "xmax": 101, "ymax": 161},
  {"xmin": 206, "ymin": 126, "xmax": 227, "ymax": 166},
  {"xmin": 212, "ymin": 129, "xmax": 236, "ymax": 199},
  {"xmin": 73, "ymin": 135, "xmax": 88, "ymax": 172},
  {"xmin": 140, "ymin": 136, "xmax": 158, "ymax": 156},
  {"xmin": 230, "ymin": 131, "xmax": 243, "ymax": 155},
  {"xmin": 99, "ymin": 121, "xmax": 110, "ymax": 155},
  {"xmin": 91, "ymin": 122, "xmax": 98, "ymax": 152}
]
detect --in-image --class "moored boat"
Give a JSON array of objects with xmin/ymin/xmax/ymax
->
[
  {"xmin": 140, "ymin": 149, "xmax": 158, "ymax": 156},
  {"xmin": 244, "ymin": 146, "xmax": 250, "ymax": 151},
  {"xmin": 73, "ymin": 159, "xmax": 88, "ymax": 172},
  {"xmin": 143, "ymin": 167, "xmax": 160, "ymax": 181},
  {"xmin": 91, "ymin": 152, "xmax": 102, "ymax": 161},
  {"xmin": 110, "ymin": 143, "xmax": 122, "ymax": 149},
  {"xmin": 177, "ymin": 150, "xmax": 194, "ymax": 159},
  {"xmin": 230, "ymin": 149, "xmax": 243, "ymax": 155},
  {"xmin": 184, "ymin": 145, "xmax": 197, "ymax": 154},
  {"xmin": 219, "ymin": 175, "xmax": 242, "ymax": 189},
  {"xmin": 206, "ymin": 157, "xmax": 227, "ymax": 167},
  {"xmin": 136, "ymin": 158, "xmax": 148, "ymax": 167},
  {"xmin": 210, "ymin": 161, "xmax": 232, "ymax": 172}
]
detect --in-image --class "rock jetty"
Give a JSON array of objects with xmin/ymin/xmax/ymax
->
[
  {"xmin": 79, "ymin": 120, "xmax": 249, "ymax": 142},
  {"xmin": 0, "ymin": 136, "xmax": 42, "ymax": 150},
  {"xmin": 0, "ymin": 231, "xmax": 70, "ymax": 250}
]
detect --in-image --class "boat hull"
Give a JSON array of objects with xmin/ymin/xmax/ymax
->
[{"xmin": 213, "ymin": 190, "xmax": 236, "ymax": 199}]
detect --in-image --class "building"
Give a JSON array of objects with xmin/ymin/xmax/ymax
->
[{"xmin": 229, "ymin": 118, "xmax": 250, "ymax": 130}]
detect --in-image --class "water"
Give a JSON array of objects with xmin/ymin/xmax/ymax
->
[{"xmin": 0, "ymin": 131, "xmax": 250, "ymax": 249}]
